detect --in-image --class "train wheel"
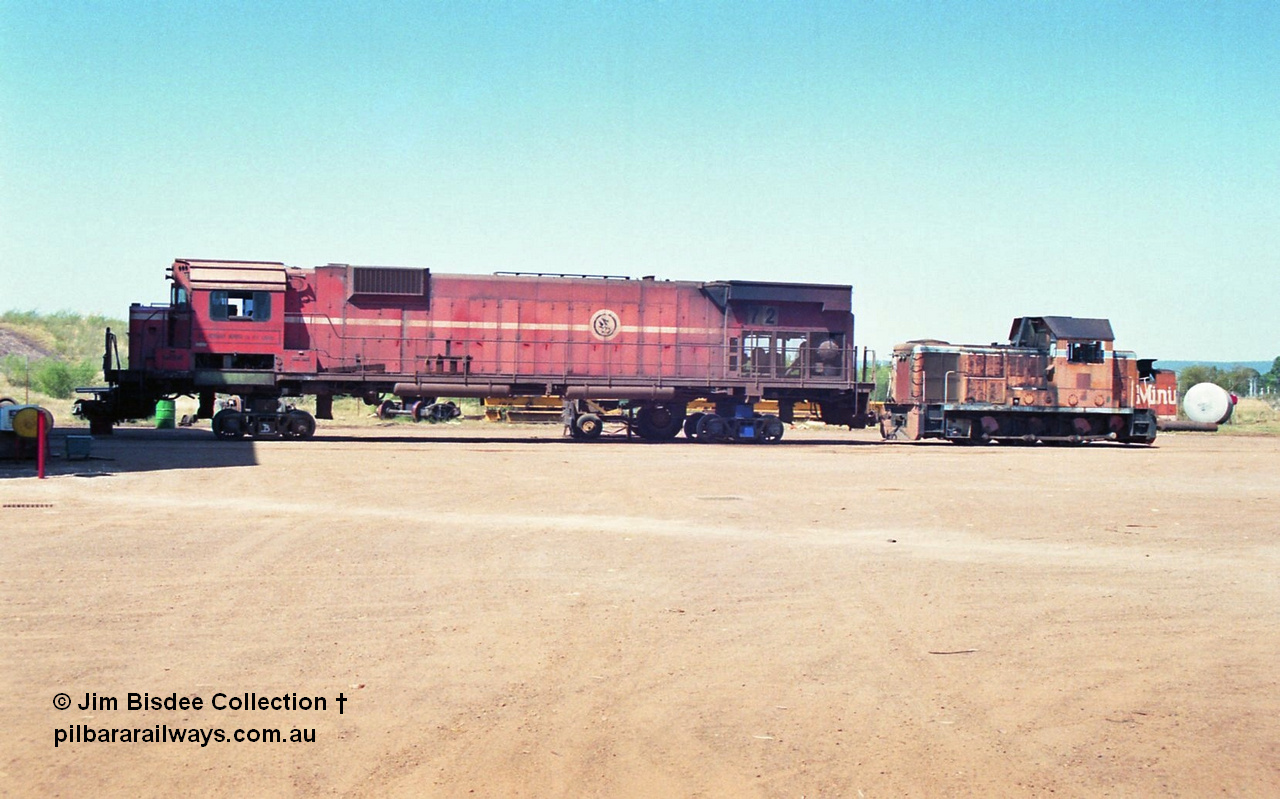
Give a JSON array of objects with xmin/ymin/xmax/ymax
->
[
  {"xmin": 1026, "ymin": 417, "xmax": 1046, "ymax": 439},
  {"xmin": 377, "ymin": 399, "xmax": 399, "ymax": 420},
  {"xmin": 880, "ymin": 413, "xmax": 909, "ymax": 441},
  {"xmin": 574, "ymin": 413, "xmax": 604, "ymax": 440},
  {"xmin": 411, "ymin": 398, "xmax": 439, "ymax": 422},
  {"xmin": 635, "ymin": 402, "xmax": 685, "ymax": 440},
  {"xmin": 282, "ymin": 410, "xmax": 316, "ymax": 439},
  {"xmin": 761, "ymin": 416, "xmax": 784, "ymax": 443},
  {"xmin": 435, "ymin": 401, "xmax": 461, "ymax": 422},
  {"xmin": 979, "ymin": 415, "xmax": 1000, "ymax": 439},
  {"xmin": 683, "ymin": 412, "xmax": 705, "ymax": 439},
  {"xmin": 211, "ymin": 409, "xmax": 245, "ymax": 440},
  {"xmin": 694, "ymin": 413, "xmax": 727, "ymax": 443}
]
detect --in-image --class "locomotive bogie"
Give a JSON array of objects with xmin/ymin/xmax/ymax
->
[
  {"xmin": 209, "ymin": 398, "xmax": 316, "ymax": 441},
  {"xmin": 558, "ymin": 397, "xmax": 786, "ymax": 443}
]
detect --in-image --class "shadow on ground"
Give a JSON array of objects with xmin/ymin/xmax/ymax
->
[
  {"xmin": 0, "ymin": 428, "xmax": 258, "ymax": 479},
  {"xmin": 303, "ymin": 432, "xmax": 888, "ymax": 447}
]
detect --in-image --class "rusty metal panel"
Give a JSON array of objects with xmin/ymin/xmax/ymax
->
[{"xmin": 959, "ymin": 352, "xmax": 1006, "ymax": 404}]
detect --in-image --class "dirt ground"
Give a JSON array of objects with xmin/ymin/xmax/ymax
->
[{"xmin": 2, "ymin": 422, "xmax": 1278, "ymax": 797}]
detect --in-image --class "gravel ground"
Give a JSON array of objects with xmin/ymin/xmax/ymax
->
[{"xmin": 3, "ymin": 423, "xmax": 1278, "ymax": 797}]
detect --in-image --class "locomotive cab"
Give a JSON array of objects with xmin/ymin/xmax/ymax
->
[
  {"xmin": 176, "ymin": 259, "xmax": 287, "ymax": 374},
  {"xmin": 1027, "ymin": 316, "xmax": 1117, "ymax": 402},
  {"xmin": 709, "ymin": 281, "xmax": 854, "ymax": 383}
]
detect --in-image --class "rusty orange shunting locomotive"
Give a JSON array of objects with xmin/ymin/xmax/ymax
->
[
  {"xmin": 879, "ymin": 316, "xmax": 1171, "ymax": 444},
  {"xmin": 75, "ymin": 259, "xmax": 876, "ymax": 442}
]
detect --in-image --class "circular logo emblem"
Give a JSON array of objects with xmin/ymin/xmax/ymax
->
[{"xmin": 590, "ymin": 309, "xmax": 620, "ymax": 341}]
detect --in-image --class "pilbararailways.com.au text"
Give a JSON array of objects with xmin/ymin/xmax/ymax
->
[{"xmin": 56, "ymin": 724, "xmax": 317, "ymax": 747}]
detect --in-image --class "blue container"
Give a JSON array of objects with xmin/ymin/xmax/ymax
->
[{"xmin": 66, "ymin": 435, "xmax": 92, "ymax": 460}]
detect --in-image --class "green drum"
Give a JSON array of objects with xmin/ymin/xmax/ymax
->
[{"xmin": 155, "ymin": 399, "xmax": 176, "ymax": 429}]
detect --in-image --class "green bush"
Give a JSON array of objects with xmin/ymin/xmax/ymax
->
[
  {"xmin": 1, "ymin": 353, "xmax": 30, "ymax": 387},
  {"xmin": 31, "ymin": 359, "xmax": 99, "ymax": 399},
  {"xmin": 871, "ymin": 362, "xmax": 893, "ymax": 401}
]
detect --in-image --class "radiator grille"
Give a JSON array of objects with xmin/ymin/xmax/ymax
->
[{"xmin": 352, "ymin": 267, "xmax": 427, "ymax": 296}]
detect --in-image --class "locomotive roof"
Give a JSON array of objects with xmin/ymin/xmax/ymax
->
[
  {"xmin": 701, "ymin": 280, "xmax": 852, "ymax": 313},
  {"xmin": 172, "ymin": 259, "xmax": 288, "ymax": 291},
  {"xmin": 1010, "ymin": 316, "xmax": 1114, "ymax": 341}
]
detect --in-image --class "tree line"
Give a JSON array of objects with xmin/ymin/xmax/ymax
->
[{"xmin": 1177, "ymin": 358, "xmax": 1280, "ymax": 397}]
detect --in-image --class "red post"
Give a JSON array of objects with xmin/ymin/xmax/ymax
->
[{"xmin": 37, "ymin": 409, "xmax": 46, "ymax": 479}]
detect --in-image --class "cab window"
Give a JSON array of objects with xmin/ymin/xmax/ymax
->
[
  {"xmin": 210, "ymin": 290, "xmax": 272, "ymax": 322},
  {"xmin": 1068, "ymin": 341, "xmax": 1104, "ymax": 363}
]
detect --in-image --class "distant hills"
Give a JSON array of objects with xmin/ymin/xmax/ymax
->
[
  {"xmin": 0, "ymin": 311, "xmax": 124, "ymax": 365},
  {"xmin": 1156, "ymin": 360, "xmax": 1272, "ymax": 374}
]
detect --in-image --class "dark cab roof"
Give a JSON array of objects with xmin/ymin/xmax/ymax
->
[{"xmin": 1009, "ymin": 316, "xmax": 1114, "ymax": 342}]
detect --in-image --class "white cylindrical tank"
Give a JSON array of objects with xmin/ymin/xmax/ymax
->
[{"xmin": 1182, "ymin": 382, "xmax": 1235, "ymax": 424}]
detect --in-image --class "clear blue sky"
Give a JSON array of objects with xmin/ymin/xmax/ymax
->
[{"xmin": 2, "ymin": 1, "xmax": 1277, "ymax": 360}]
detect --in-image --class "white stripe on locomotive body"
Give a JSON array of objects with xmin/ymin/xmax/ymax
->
[{"xmin": 283, "ymin": 314, "xmax": 722, "ymax": 336}]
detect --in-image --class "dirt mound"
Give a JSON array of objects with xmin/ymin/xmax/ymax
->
[{"xmin": 0, "ymin": 325, "xmax": 55, "ymax": 360}]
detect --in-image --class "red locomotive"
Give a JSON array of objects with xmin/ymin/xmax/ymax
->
[
  {"xmin": 76, "ymin": 259, "xmax": 876, "ymax": 441},
  {"xmin": 879, "ymin": 316, "xmax": 1171, "ymax": 444}
]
